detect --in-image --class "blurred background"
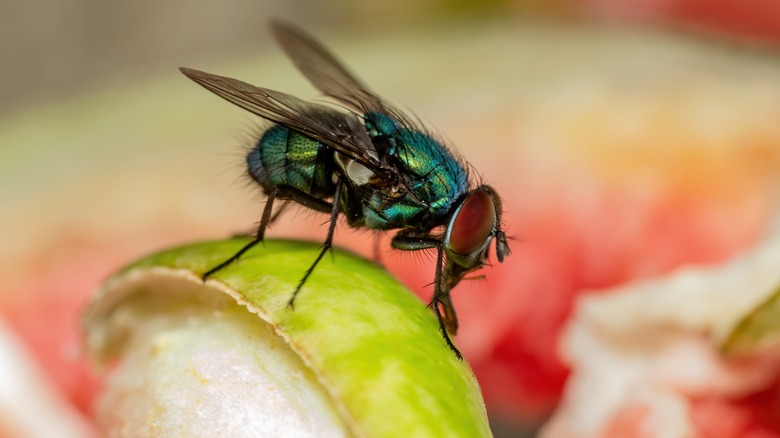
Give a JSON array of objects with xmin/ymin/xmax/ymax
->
[{"xmin": 2, "ymin": 0, "xmax": 780, "ymax": 436}]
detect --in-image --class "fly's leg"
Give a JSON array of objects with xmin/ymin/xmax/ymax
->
[
  {"xmin": 202, "ymin": 187, "xmax": 280, "ymax": 279},
  {"xmin": 391, "ymin": 233, "xmax": 462, "ymax": 360},
  {"xmin": 203, "ymin": 185, "xmax": 332, "ymax": 280},
  {"xmin": 231, "ymin": 201, "xmax": 290, "ymax": 238},
  {"xmin": 437, "ymin": 290, "xmax": 459, "ymax": 335},
  {"xmin": 390, "ymin": 233, "xmax": 460, "ymax": 334},
  {"xmin": 288, "ymin": 177, "xmax": 343, "ymax": 308},
  {"xmin": 429, "ymin": 243, "xmax": 462, "ymax": 359}
]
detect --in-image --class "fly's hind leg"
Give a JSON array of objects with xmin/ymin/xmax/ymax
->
[
  {"xmin": 232, "ymin": 202, "xmax": 288, "ymax": 238},
  {"xmin": 288, "ymin": 177, "xmax": 344, "ymax": 308},
  {"xmin": 202, "ymin": 185, "xmax": 332, "ymax": 280}
]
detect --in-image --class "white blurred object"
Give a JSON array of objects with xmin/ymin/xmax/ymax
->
[
  {"xmin": 91, "ymin": 281, "xmax": 348, "ymax": 438},
  {"xmin": 543, "ymin": 217, "xmax": 780, "ymax": 437},
  {"xmin": 0, "ymin": 318, "xmax": 95, "ymax": 438}
]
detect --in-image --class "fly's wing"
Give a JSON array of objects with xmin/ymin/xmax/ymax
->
[
  {"xmin": 270, "ymin": 21, "xmax": 438, "ymax": 172},
  {"xmin": 271, "ymin": 21, "xmax": 441, "ymax": 148},
  {"xmin": 180, "ymin": 67, "xmax": 381, "ymax": 171},
  {"xmin": 270, "ymin": 20, "xmax": 387, "ymax": 114}
]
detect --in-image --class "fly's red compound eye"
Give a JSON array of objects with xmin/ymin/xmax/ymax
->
[{"xmin": 449, "ymin": 189, "xmax": 496, "ymax": 256}]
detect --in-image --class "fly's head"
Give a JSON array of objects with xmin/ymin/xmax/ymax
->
[{"xmin": 442, "ymin": 185, "xmax": 509, "ymax": 289}]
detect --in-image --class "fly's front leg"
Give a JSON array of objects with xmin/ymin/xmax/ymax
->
[
  {"xmin": 203, "ymin": 185, "xmax": 332, "ymax": 280},
  {"xmin": 391, "ymin": 232, "xmax": 462, "ymax": 360},
  {"xmin": 437, "ymin": 291, "xmax": 459, "ymax": 335}
]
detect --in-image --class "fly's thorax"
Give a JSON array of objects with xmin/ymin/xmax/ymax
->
[
  {"xmin": 364, "ymin": 112, "xmax": 398, "ymax": 147},
  {"xmin": 364, "ymin": 112, "xmax": 472, "ymax": 228},
  {"xmin": 247, "ymin": 125, "xmax": 336, "ymax": 198}
]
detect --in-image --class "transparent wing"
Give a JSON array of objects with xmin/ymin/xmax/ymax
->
[
  {"xmin": 271, "ymin": 21, "xmax": 440, "ymax": 146},
  {"xmin": 270, "ymin": 20, "xmax": 387, "ymax": 114},
  {"xmin": 180, "ymin": 67, "xmax": 383, "ymax": 170}
]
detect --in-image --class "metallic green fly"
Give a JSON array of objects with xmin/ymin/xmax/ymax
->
[{"xmin": 180, "ymin": 21, "xmax": 510, "ymax": 359}]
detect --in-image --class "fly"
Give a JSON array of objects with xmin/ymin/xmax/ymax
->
[{"xmin": 180, "ymin": 21, "xmax": 510, "ymax": 359}]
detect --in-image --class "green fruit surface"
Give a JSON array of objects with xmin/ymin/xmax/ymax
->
[{"xmin": 84, "ymin": 238, "xmax": 491, "ymax": 438}]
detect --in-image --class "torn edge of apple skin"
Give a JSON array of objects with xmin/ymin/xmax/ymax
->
[{"xmin": 82, "ymin": 239, "xmax": 492, "ymax": 438}]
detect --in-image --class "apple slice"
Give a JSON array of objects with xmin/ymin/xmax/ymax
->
[{"xmin": 82, "ymin": 239, "xmax": 490, "ymax": 437}]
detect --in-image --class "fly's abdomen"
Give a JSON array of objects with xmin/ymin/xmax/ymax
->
[{"xmin": 247, "ymin": 125, "xmax": 336, "ymax": 198}]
